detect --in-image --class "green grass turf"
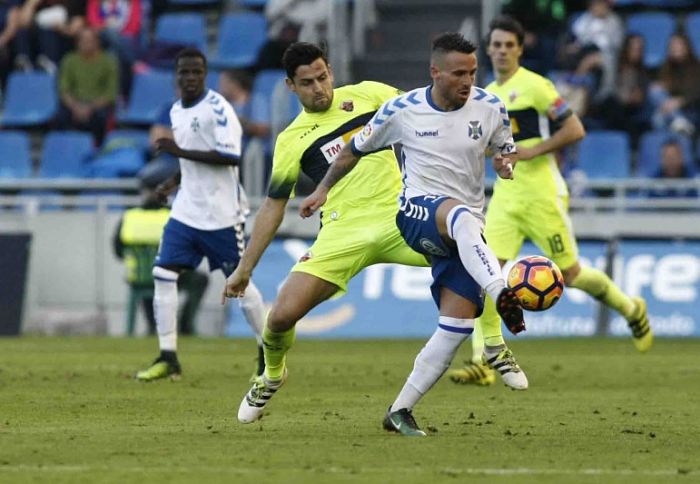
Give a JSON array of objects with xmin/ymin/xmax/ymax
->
[{"xmin": 0, "ymin": 337, "xmax": 699, "ymax": 484}]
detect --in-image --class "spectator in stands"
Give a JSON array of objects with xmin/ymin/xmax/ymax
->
[
  {"xmin": 645, "ymin": 138, "xmax": 697, "ymax": 199},
  {"xmin": 255, "ymin": 0, "xmax": 330, "ymax": 71},
  {"xmin": 650, "ymin": 33, "xmax": 700, "ymax": 136},
  {"xmin": 86, "ymin": 0, "xmax": 141, "ymax": 93},
  {"xmin": 559, "ymin": 0, "xmax": 623, "ymax": 107},
  {"xmin": 500, "ymin": 0, "xmax": 571, "ymax": 74},
  {"xmin": 55, "ymin": 27, "xmax": 118, "ymax": 145},
  {"xmin": 113, "ymin": 163, "xmax": 209, "ymax": 335},
  {"xmin": 599, "ymin": 34, "xmax": 651, "ymax": 144},
  {"xmin": 0, "ymin": 0, "xmax": 21, "ymax": 85},
  {"xmin": 14, "ymin": 0, "xmax": 85, "ymax": 73},
  {"xmin": 219, "ymin": 69, "xmax": 270, "ymax": 141}
]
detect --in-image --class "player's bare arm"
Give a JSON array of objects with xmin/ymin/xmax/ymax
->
[
  {"xmin": 299, "ymin": 144, "xmax": 361, "ymax": 218},
  {"xmin": 516, "ymin": 113, "xmax": 585, "ymax": 161},
  {"xmin": 222, "ymin": 197, "xmax": 288, "ymax": 301},
  {"xmin": 155, "ymin": 138, "xmax": 239, "ymax": 166},
  {"xmin": 154, "ymin": 171, "xmax": 181, "ymax": 202}
]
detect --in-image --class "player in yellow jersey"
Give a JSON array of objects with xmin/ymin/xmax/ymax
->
[
  {"xmin": 448, "ymin": 16, "xmax": 652, "ymax": 387},
  {"xmin": 222, "ymin": 42, "xmax": 436, "ymax": 423}
]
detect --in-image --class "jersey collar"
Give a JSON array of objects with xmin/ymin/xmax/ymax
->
[{"xmin": 181, "ymin": 89, "xmax": 210, "ymax": 109}]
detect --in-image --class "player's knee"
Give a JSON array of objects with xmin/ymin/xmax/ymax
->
[
  {"xmin": 152, "ymin": 266, "xmax": 179, "ymax": 283},
  {"xmin": 445, "ymin": 204, "xmax": 482, "ymax": 241},
  {"xmin": 267, "ymin": 303, "xmax": 298, "ymax": 332}
]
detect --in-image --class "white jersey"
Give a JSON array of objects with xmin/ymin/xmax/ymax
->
[
  {"xmin": 352, "ymin": 85, "xmax": 516, "ymax": 220},
  {"xmin": 169, "ymin": 89, "xmax": 246, "ymax": 230}
]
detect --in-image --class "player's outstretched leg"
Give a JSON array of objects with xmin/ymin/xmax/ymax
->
[
  {"xmin": 485, "ymin": 292, "xmax": 528, "ymax": 389},
  {"xmin": 568, "ymin": 265, "xmax": 653, "ymax": 352},
  {"xmin": 238, "ymin": 369, "xmax": 287, "ymax": 423},
  {"xmin": 626, "ymin": 297, "xmax": 652, "ymax": 352},
  {"xmin": 382, "ymin": 406, "xmax": 426, "ymax": 437}
]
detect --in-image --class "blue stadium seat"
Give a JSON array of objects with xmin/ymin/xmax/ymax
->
[
  {"xmin": 250, "ymin": 69, "xmax": 286, "ymax": 125},
  {"xmin": 104, "ymin": 129, "xmax": 150, "ymax": 152},
  {"xmin": 89, "ymin": 129, "xmax": 150, "ymax": 178},
  {"xmin": 686, "ymin": 12, "xmax": 700, "ymax": 58},
  {"xmin": 237, "ymin": 0, "xmax": 268, "ymax": 6},
  {"xmin": 637, "ymin": 130, "xmax": 694, "ymax": 177},
  {"xmin": 39, "ymin": 131, "xmax": 94, "ymax": 178},
  {"xmin": 576, "ymin": 130, "xmax": 631, "ymax": 178},
  {"xmin": 626, "ymin": 13, "xmax": 676, "ymax": 69},
  {"xmin": 0, "ymin": 72, "xmax": 58, "ymax": 127},
  {"xmin": 0, "ymin": 131, "xmax": 32, "ymax": 178},
  {"xmin": 210, "ymin": 12, "xmax": 267, "ymax": 69},
  {"xmin": 206, "ymin": 70, "xmax": 220, "ymax": 91},
  {"xmin": 118, "ymin": 71, "xmax": 175, "ymax": 125},
  {"xmin": 154, "ymin": 13, "xmax": 207, "ymax": 51}
]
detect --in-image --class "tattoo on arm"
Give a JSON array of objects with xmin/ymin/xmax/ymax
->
[{"xmin": 320, "ymin": 148, "xmax": 361, "ymax": 190}]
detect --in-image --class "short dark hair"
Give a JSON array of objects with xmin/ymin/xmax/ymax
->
[
  {"xmin": 175, "ymin": 47, "xmax": 207, "ymax": 68},
  {"xmin": 221, "ymin": 69, "xmax": 253, "ymax": 92},
  {"xmin": 487, "ymin": 15, "xmax": 525, "ymax": 46},
  {"xmin": 431, "ymin": 32, "xmax": 477, "ymax": 56},
  {"xmin": 282, "ymin": 42, "xmax": 328, "ymax": 79}
]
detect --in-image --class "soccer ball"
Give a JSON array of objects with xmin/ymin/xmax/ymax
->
[{"xmin": 507, "ymin": 256, "xmax": 564, "ymax": 311}]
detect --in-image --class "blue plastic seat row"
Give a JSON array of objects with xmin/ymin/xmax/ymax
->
[{"xmin": 0, "ymin": 130, "xmax": 151, "ymax": 179}]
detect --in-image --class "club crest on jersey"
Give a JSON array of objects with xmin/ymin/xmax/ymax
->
[
  {"xmin": 340, "ymin": 100, "xmax": 354, "ymax": 112},
  {"xmin": 190, "ymin": 117, "xmax": 200, "ymax": 132},
  {"xmin": 509, "ymin": 90, "xmax": 518, "ymax": 103},
  {"xmin": 468, "ymin": 121, "xmax": 482, "ymax": 140}
]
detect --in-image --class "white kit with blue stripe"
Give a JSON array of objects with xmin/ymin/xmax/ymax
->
[
  {"xmin": 352, "ymin": 85, "xmax": 516, "ymax": 222},
  {"xmin": 169, "ymin": 89, "xmax": 247, "ymax": 230}
]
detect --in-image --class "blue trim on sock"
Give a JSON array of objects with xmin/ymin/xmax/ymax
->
[
  {"xmin": 154, "ymin": 276, "xmax": 178, "ymax": 283},
  {"xmin": 438, "ymin": 323, "xmax": 474, "ymax": 334},
  {"xmin": 448, "ymin": 206, "xmax": 471, "ymax": 238}
]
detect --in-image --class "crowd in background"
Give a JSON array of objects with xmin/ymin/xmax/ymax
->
[{"xmin": 0, "ymin": 0, "xmax": 699, "ymax": 194}]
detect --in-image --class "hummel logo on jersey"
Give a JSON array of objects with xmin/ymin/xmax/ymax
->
[
  {"xmin": 190, "ymin": 117, "xmax": 200, "ymax": 132},
  {"xmin": 468, "ymin": 121, "xmax": 482, "ymax": 140},
  {"xmin": 340, "ymin": 100, "xmax": 354, "ymax": 112},
  {"xmin": 415, "ymin": 130, "xmax": 438, "ymax": 137}
]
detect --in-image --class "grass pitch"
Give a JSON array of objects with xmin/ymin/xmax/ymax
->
[{"xmin": 1, "ymin": 337, "xmax": 699, "ymax": 484}]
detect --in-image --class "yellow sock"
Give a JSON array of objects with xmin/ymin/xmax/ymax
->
[
  {"xmin": 262, "ymin": 325, "xmax": 296, "ymax": 380},
  {"xmin": 480, "ymin": 294, "xmax": 505, "ymax": 347},
  {"xmin": 569, "ymin": 266, "xmax": 635, "ymax": 318}
]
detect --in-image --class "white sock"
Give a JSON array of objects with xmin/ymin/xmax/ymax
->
[
  {"xmin": 471, "ymin": 319, "xmax": 485, "ymax": 364},
  {"xmin": 239, "ymin": 279, "xmax": 266, "ymax": 344},
  {"xmin": 446, "ymin": 205, "xmax": 505, "ymax": 301},
  {"xmin": 152, "ymin": 266, "xmax": 179, "ymax": 352},
  {"xmin": 391, "ymin": 317, "xmax": 473, "ymax": 411}
]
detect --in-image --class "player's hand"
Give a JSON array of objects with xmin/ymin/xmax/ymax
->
[
  {"xmin": 221, "ymin": 267, "xmax": 251, "ymax": 304},
  {"xmin": 155, "ymin": 138, "xmax": 182, "ymax": 156},
  {"xmin": 493, "ymin": 154, "xmax": 514, "ymax": 179},
  {"xmin": 299, "ymin": 188, "xmax": 328, "ymax": 218},
  {"xmin": 515, "ymin": 145, "xmax": 536, "ymax": 161}
]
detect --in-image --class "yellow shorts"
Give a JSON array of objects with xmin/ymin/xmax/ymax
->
[
  {"xmin": 291, "ymin": 208, "xmax": 429, "ymax": 293},
  {"xmin": 484, "ymin": 193, "xmax": 579, "ymax": 271}
]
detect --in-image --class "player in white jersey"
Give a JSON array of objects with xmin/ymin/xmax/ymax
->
[
  {"xmin": 135, "ymin": 48, "xmax": 266, "ymax": 382},
  {"xmin": 300, "ymin": 33, "xmax": 527, "ymax": 436}
]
